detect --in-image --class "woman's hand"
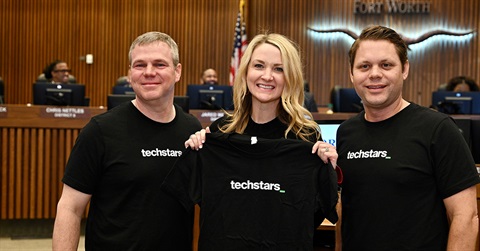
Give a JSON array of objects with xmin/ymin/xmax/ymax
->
[
  {"xmin": 184, "ymin": 127, "xmax": 211, "ymax": 150},
  {"xmin": 312, "ymin": 141, "xmax": 338, "ymax": 168}
]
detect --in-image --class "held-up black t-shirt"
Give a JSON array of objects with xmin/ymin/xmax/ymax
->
[{"xmin": 162, "ymin": 133, "xmax": 338, "ymax": 250}]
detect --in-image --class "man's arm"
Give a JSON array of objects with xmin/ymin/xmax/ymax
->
[
  {"xmin": 335, "ymin": 192, "xmax": 342, "ymax": 251},
  {"xmin": 443, "ymin": 185, "xmax": 479, "ymax": 251},
  {"xmin": 52, "ymin": 184, "xmax": 92, "ymax": 251}
]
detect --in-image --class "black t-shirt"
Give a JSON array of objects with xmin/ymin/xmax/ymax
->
[
  {"xmin": 337, "ymin": 103, "xmax": 480, "ymax": 250},
  {"xmin": 63, "ymin": 102, "xmax": 202, "ymax": 250},
  {"xmin": 162, "ymin": 133, "xmax": 338, "ymax": 250},
  {"xmin": 210, "ymin": 115, "xmax": 320, "ymax": 142}
]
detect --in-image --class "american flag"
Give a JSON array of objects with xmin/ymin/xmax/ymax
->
[{"xmin": 229, "ymin": 0, "xmax": 247, "ymax": 86}]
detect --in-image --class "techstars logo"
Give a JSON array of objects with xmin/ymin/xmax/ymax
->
[
  {"xmin": 347, "ymin": 149, "xmax": 390, "ymax": 159},
  {"xmin": 141, "ymin": 148, "xmax": 182, "ymax": 157},
  {"xmin": 230, "ymin": 180, "xmax": 283, "ymax": 192}
]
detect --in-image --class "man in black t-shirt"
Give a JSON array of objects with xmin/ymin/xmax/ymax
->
[
  {"xmin": 52, "ymin": 32, "xmax": 202, "ymax": 250},
  {"xmin": 337, "ymin": 25, "xmax": 479, "ymax": 250}
]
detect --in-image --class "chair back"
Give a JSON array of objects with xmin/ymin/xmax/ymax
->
[{"xmin": 330, "ymin": 85, "xmax": 363, "ymax": 112}]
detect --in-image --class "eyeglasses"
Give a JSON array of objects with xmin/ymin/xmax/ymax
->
[{"xmin": 53, "ymin": 69, "xmax": 72, "ymax": 73}]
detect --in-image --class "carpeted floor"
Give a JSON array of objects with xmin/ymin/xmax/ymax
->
[
  {"xmin": 0, "ymin": 219, "xmax": 333, "ymax": 250},
  {"xmin": 0, "ymin": 219, "xmax": 86, "ymax": 239}
]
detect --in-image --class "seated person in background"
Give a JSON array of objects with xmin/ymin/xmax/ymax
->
[
  {"xmin": 116, "ymin": 76, "xmax": 131, "ymax": 87},
  {"xmin": 446, "ymin": 76, "xmax": 479, "ymax": 92},
  {"xmin": 43, "ymin": 60, "xmax": 72, "ymax": 84},
  {"xmin": 200, "ymin": 68, "xmax": 218, "ymax": 85},
  {"xmin": 303, "ymin": 82, "xmax": 318, "ymax": 112}
]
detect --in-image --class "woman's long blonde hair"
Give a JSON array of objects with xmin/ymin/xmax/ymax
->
[{"xmin": 219, "ymin": 33, "xmax": 320, "ymax": 142}]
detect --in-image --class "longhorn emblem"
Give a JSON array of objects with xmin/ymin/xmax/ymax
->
[{"xmin": 308, "ymin": 27, "xmax": 475, "ymax": 45}]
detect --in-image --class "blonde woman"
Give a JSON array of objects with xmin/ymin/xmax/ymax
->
[
  {"xmin": 186, "ymin": 33, "xmax": 337, "ymax": 166},
  {"xmin": 175, "ymin": 33, "xmax": 339, "ymax": 249}
]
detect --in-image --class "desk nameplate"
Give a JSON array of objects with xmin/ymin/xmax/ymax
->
[
  {"xmin": 0, "ymin": 104, "xmax": 106, "ymax": 129},
  {"xmin": 40, "ymin": 107, "xmax": 91, "ymax": 119}
]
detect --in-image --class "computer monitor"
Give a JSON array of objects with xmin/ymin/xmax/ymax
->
[
  {"xmin": 432, "ymin": 91, "xmax": 480, "ymax": 115},
  {"xmin": 316, "ymin": 120, "xmax": 343, "ymax": 147},
  {"xmin": 107, "ymin": 94, "xmax": 190, "ymax": 113},
  {"xmin": 174, "ymin": 96, "xmax": 190, "ymax": 113},
  {"xmin": 330, "ymin": 87, "xmax": 363, "ymax": 112},
  {"xmin": 186, "ymin": 84, "xmax": 233, "ymax": 110},
  {"xmin": 112, "ymin": 86, "xmax": 135, "ymax": 95},
  {"xmin": 33, "ymin": 82, "xmax": 86, "ymax": 106},
  {"xmin": 107, "ymin": 94, "xmax": 135, "ymax": 110}
]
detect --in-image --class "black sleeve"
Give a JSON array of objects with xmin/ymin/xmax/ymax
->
[
  {"xmin": 161, "ymin": 148, "xmax": 202, "ymax": 210},
  {"xmin": 314, "ymin": 161, "xmax": 339, "ymax": 227}
]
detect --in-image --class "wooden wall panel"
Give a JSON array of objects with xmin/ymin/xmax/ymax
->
[
  {"xmin": 0, "ymin": 105, "xmax": 105, "ymax": 219},
  {"xmin": 0, "ymin": 0, "xmax": 478, "ymax": 108},
  {"xmin": 0, "ymin": 127, "xmax": 81, "ymax": 219},
  {"xmin": 248, "ymin": 0, "xmax": 480, "ymax": 106},
  {"xmin": 0, "ymin": 0, "xmax": 239, "ymax": 107}
]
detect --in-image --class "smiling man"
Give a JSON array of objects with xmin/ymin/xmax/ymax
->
[
  {"xmin": 200, "ymin": 68, "xmax": 218, "ymax": 85},
  {"xmin": 52, "ymin": 31, "xmax": 202, "ymax": 250},
  {"xmin": 336, "ymin": 25, "xmax": 479, "ymax": 250}
]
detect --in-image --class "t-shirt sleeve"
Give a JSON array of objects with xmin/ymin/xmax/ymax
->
[
  {"xmin": 161, "ymin": 148, "xmax": 202, "ymax": 210},
  {"xmin": 432, "ymin": 117, "xmax": 480, "ymax": 198},
  {"xmin": 62, "ymin": 118, "xmax": 105, "ymax": 194},
  {"xmin": 314, "ymin": 161, "xmax": 339, "ymax": 226}
]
